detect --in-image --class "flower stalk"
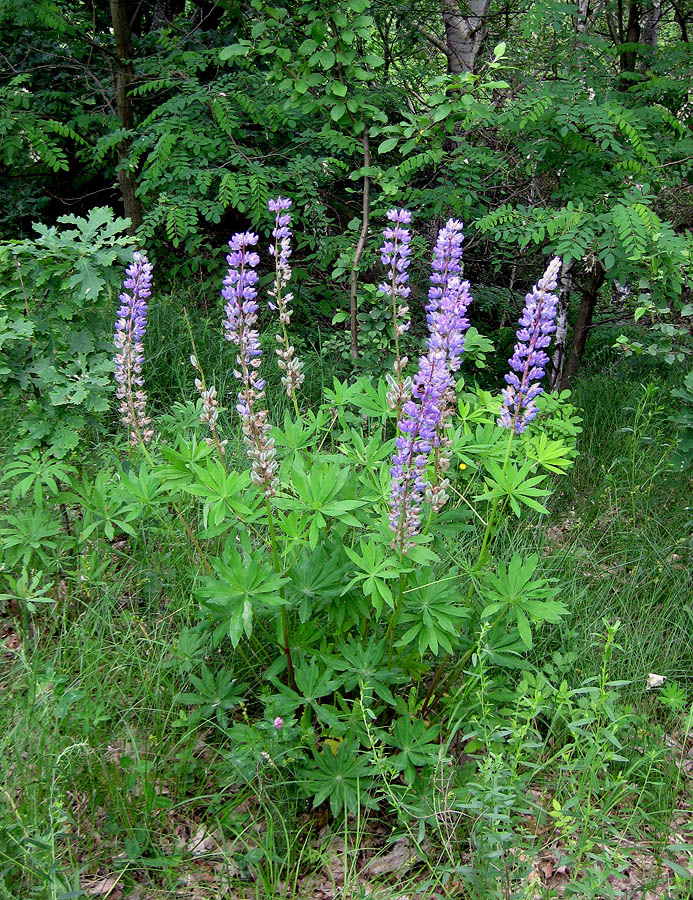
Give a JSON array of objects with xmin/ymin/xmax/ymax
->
[
  {"xmin": 389, "ymin": 220, "xmax": 472, "ymax": 551},
  {"xmin": 379, "ymin": 208, "xmax": 413, "ymax": 412},
  {"xmin": 114, "ymin": 251, "xmax": 154, "ymax": 446},
  {"xmin": 498, "ymin": 257, "xmax": 562, "ymax": 434},
  {"xmin": 268, "ymin": 197, "xmax": 303, "ymax": 416},
  {"xmin": 223, "ymin": 231, "xmax": 278, "ymax": 497}
]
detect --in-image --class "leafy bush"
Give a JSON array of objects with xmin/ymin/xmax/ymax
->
[
  {"xmin": 6, "ymin": 200, "xmax": 582, "ymax": 821},
  {"xmin": 0, "ymin": 207, "xmax": 134, "ymax": 456}
]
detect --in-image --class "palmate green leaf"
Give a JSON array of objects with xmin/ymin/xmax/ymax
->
[
  {"xmin": 197, "ymin": 543, "xmax": 287, "ymax": 647},
  {"xmin": 475, "ymin": 461, "xmax": 551, "ymax": 516},
  {"xmin": 275, "ymin": 456, "xmax": 367, "ymax": 548},
  {"xmin": 481, "ymin": 626, "xmax": 533, "ymax": 670},
  {"xmin": 342, "ymin": 540, "xmax": 404, "ymax": 616},
  {"xmin": 480, "ymin": 554, "xmax": 567, "ymax": 650},
  {"xmin": 272, "ymin": 409, "xmax": 327, "ymax": 464},
  {"xmin": 397, "ymin": 573, "xmax": 470, "ymax": 657},
  {"xmin": 157, "ymin": 436, "xmax": 215, "ymax": 490},
  {"xmin": 184, "ymin": 461, "xmax": 253, "ymax": 527},
  {"xmin": 270, "ymin": 661, "xmax": 343, "ymax": 730},
  {"xmin": 451, "ymin": 421, "xmax": 507, "ymax": 463},
  {"xmin": 2, "ymin": 450, "xmax": 75, "ymax": 506},
  {"xmin": 68, "ymin": 470, "xmax": 140, "ymax": 540},
  {"xmin": 527, "ymin": 433, "xmax": 576, "ymax": 474},
  {"xmin": 354, "ymin": 376, "xmax": 393, "ymax": 420},
  {"xmin": 322, "ymin": 376, "xmax": 369, "ymax": 411},
  {"xmin": 380, "ymin": 717, "xmax": 440, "ymax": 784},
  {"xmin": 326, "ymin": 636, "xmax": 405, "ymax": 705},
  {"xmin": 339, "ymin": 428, "xmax": 394, "ymax": 470},
  {"xmin": 288, "ymin": 543, "xmax": 349, "ymax": 622},
  {"xmin": 178, "ymin": 665, "xmax": 248, "ymax": 728},
  {"xmin": 0, "ymin": 508, "xmax": 61, "ymax": 569},
  {"xmin": 121, "ymin": 462, "xmax": 169, "ymax": 508},
  {"xmin": 304, "ymin": 740, "xmax": 376, "ymax": 817}
]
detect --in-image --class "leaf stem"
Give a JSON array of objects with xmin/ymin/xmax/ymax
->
[
  {"xmin": 386, "ymin": 572, "xmax": 404, "ymax": 665},
  {"xmin": 265, "ymin": 497, "xmax": 296, "ymax": 690},
  {"xmin": 421, "ymin": 429, "xmax": 515, "ymax": 716}
]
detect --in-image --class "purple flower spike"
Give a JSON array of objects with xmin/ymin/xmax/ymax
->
[
  {"xmin": 426, "ymin": 219, "xmax": 465, "ymax": 329},
  {"xmin": 380, "ymin": 208, "xmax": 414, "ymax": 411},
  {"xmin": 498, "ymin": 257, "xmax": 562, "ymax": 435},
  {"xmin": 389, "ymin": 220, "xmax": 472, "ymax": 550},
  {"xmin": 268, "ymin": 196, "xmax": 304, "ymax": 400},
  {"xmin": 222, "ymin": 231, "xmax": 278, "ymax": 497},
  {"xmin": 114, "ymin": 251, "xmax": 154, "ymax": 446}
]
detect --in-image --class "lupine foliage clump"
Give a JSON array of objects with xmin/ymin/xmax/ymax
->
[{"xmin": 103, "ymin": 199, "xmax": 583, "ymax": 817}]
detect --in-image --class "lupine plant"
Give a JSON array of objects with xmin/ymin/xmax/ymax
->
[{"xmin": 108, "ymin": 200, "xmax": 578, "ymax": 818}]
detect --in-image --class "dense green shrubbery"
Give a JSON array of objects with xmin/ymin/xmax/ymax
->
[{"xmin": 0, "ymin": 208, "xmax": 134, "ymax": 456}]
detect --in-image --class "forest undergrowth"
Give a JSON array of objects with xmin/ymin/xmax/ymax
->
[{"xmin": 1, "ymin": 336, "xmax": 691, "ymax": 900}]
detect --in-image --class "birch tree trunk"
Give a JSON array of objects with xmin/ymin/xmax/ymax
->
[
  {"xmin": 638, "ymin": 0, "xmax": 662, "ymax": 69},
  {"xmin": 550, "ymin": 259, "xmax": 573, "ymax": 391},
  {"xmin": 576, "ymin": 0, "xmax": 590, "ymax": 36},
  {"xmin": 110, "ymin": 0, "xmax": 143, "ymax": 233},
  {"xmin": 441, "ymin": 0, "xmax": 492, "ymax": 74}
]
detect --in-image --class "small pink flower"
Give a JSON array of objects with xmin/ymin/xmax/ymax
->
[{"xmin": 273, "ymin": 716, "xmax": 284, "ymax": 730}]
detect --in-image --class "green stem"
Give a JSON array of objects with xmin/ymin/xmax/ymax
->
[
  {"xmin": 421, "ymin": 603, "xmax": 510, "ymax": 718},
  {"xmin": 421, "ymin": 430, "xmax": 515, "ymax": 717},
  {"xmin": 386, "ymin": 573, "xmax": 404, "ymax": 666},
  {"xmin": 134, "ymin": 435, "xmax": 215, "ymax": 579},
  {"xmin": 265, "ymin": 498, "xmax": 296, "ymax": 690}
]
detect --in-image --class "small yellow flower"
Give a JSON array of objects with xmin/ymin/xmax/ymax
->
[{"xmin": 459, "ymin": 463, "xmax": 467, "ymax": 471}]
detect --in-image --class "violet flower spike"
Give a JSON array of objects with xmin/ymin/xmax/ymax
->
[
  {"xmin": 222, "ymin": 231, "xmax": 278, "ymax": 497},
  {"xmin": 267, "ymin": 196, "xmax": 304, "ymax": 405},
  {"xmin": 426, "ymin": 275, "xmax": 474, "ymax": 513},
  {"xmin": 114, "ymin": 251, "xmax": 154, "ymax": 446},
  {"xmin": 498, "ymin": 257, "xmax": 562, "ymax": 435},
  {"xmin": 379, "ymin": 208, "xmax": 414, "ymax": 412},
  {"xmin": 389, "ymin": 223, "xmax": 472, "ymax": 550},
  {"xmin": 426, "ymin": 219, "xmax": 465, "ymax": 330}
]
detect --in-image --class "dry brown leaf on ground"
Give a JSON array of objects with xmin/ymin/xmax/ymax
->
[
  {"xmin": 322, "ymin": 834, "xmax": 347, "ymax": 885},
  {"xmin": 81, "ymin": 873, "xmax": 123, "ymax": 898},
  {"xmin": 186, "ymin": 824, "xmax": 224, "ymax": 857},
  {"xmin": 363, "ymin": 840, "xmax": 417, "ymax": 877}
]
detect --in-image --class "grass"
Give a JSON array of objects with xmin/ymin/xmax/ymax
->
[{"xmin": 1, "ymin": 318, "xmax": 691, "ymax": 899}]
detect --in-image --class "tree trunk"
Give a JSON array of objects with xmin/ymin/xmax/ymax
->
[
  {"xmin": 441, "ymin": 0, "xmax": 492, "ymax": 75},
  {"xmin": 576, "ymin": 0, "xmax": 590, "ymax": 35},
  {"xmin": 110, "ymin": 0, "xmax": 143, "ymax": 234},
  {"xmin": 560, "ymin": 261, "xmax": 605, "ymax": 389},
  {"xmin": 550, "ymin": 259, "xmax": 574, "ymax": 391},
  {"xmin": 349, "ymin": 131, "xmax": 370, "ymax": 360},
  {"xmin": 671, "ymin": 0, "xmax": 689, "ymax": 42},
  {"xmin": 620, "ymin": 0, "xmax": 641, "ymax": 75},
  {"xmin": 638, "ymin": 0, "xmax": 661, "ymax": 69}
]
